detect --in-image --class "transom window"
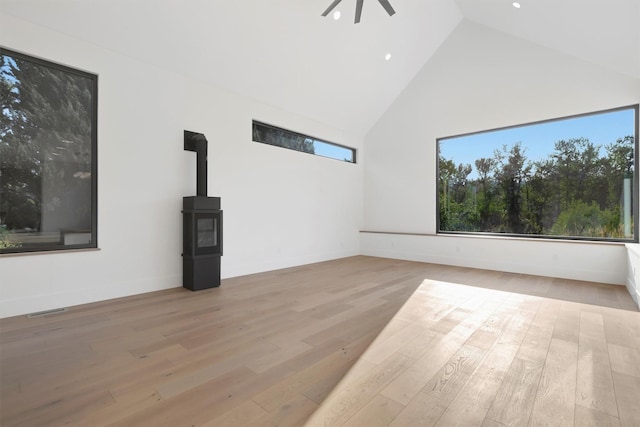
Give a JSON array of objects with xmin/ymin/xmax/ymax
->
[{"xmin": 252, "ymin": 120, "xmax": 356, "ymax": 163}]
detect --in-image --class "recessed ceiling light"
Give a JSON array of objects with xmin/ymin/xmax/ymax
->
[
  {"xmin": 333, "ymin": 10, "xmax": 341, "ymax": 20},
  {"xmin": 512, "ymin": 2, "xmax": 521, "ymax": 8},
  {"xmin": 385, "ymin": 53, "xmax": 392, "ymax": 61}
]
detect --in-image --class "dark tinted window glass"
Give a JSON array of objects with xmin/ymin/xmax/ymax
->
[
  {"xmin": 252, "ymin": 120, "xmax": 355, "ymax": 163},
  {"xmin": 1, "ymin": 48, "xmax": 98, "ymax": 253}
]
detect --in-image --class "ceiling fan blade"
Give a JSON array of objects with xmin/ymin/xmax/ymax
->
[
  {"xmin": 377, "ymin": 0, "xmax": 396, "ymax": 16},
  {"xmin": 321, "ymin": 0, "xmax": 343, "ymax": 16},
  {"xmin": 355, "ymin": 0, "xmax": 364, "ymax": 23}
]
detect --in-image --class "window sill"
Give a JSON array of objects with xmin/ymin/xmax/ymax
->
[
  {"xmin": 360, "ymin": 230, "xmax": 628, "ymax": 246},
  {"xmin": 0, "ymin": 248, "xmax": 101, "ymax": 258}
]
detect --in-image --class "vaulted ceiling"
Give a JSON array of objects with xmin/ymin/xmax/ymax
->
[{"xmin": 1, "ymin": 0, "xmax": 638, "ymax": 136}]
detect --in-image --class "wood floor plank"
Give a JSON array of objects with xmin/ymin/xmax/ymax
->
[
  {"xmin": 516, "ymin": 323, "xmax": 554, "ymax": 364},
  {"xmin": 423, "ymin": 344, "xmax": 486, "ymax": 403},
  {"xmin": 155, "ymin": 339, "xmax": 280, "ymax": 399},
  {"xmin": 361, "ymin": 319, "xmax": 434, "ymax": 364},
  {"xmin": 484, "ymin": 357, "xmax": 543, "ymax": 427},
  {"xmin": 496, "ymin": 303, "xmax": 538, "ymax": 347},
  {"xmin": 341, "ymin": 394, "xmax": 404, "ymax": 427},
  {"xmin": 253, "ymin": 341, "xmax": 364, "ymax": 412},
  {"xmin": 380, "ymin": 326, "xmax": 470, "ymax": 406},
  {"xmin": 396, "ymin": 329, "xmax": 445, "ymax": 359},
  {"xmin": 304, "ymin": 351, "xmax": 413, "ymax": 427},
  {"xmin": 246, "ymin": 341, "xmax": 313, "ymax": 374},
  {"xmin": 602, "ymin": 308, "xmax": 640, "ymax": 353},
  {"xmin": 465, "ymin": 306, "xmax": 514, "ymax": 351},
  {"xmin": 435, "ymin": 343, "xmax": 520, "ymax": 427},
  {"xmin": 200, "ymin": 400, "xmax": 268, "ymax": 427},
  {"xmin": 576, "ymin": 311, "xmax": 619, "ymax": 418},
  {"xmin": 528, "ymin": 338, "xmax": 578, "ymax": 426},
  {"xmin": 247, "ymin": 394, "xmax": 318, "ymax": 427},
  {"xmin": 123, "ymin": 364, "xmax": 292, "ymax": 426},
  {"xmin": 608, "ymin": 343, "xmax": 640, "ymax": 378},
  {"xmin": 552, "ymin": 301, "xmax": 581, "ymax": 343},
  {"xmin": 387, "ymin": 391, "xmax": 448, "ymax": 427},
  {"xmin": 574, "ymin": 404, "xmax": 621, "ymax": 427},
  {"xmin": 4, "ymin": 387, "xmax": 116, "ymax": 427},
  {"xmin": 480, "ymin": 418, "xmax": 508, "ymax": 427},
  {"xmin": 611, "ymin": 371, "xmax": 640, "ymax": 427},
  {"xmin": 83, "ymin": 388, "xmax": 164, "ymax": 426}
]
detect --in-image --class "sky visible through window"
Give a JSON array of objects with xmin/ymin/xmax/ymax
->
[
  {"xmin": 307, "ymin": 138, "xmax": 354, "ymax": 162},
  {"xmin": 439, "ymin": 108, "xmax": 635, "ymax": 179}
]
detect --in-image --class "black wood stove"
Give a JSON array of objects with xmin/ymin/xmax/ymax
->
[{"xmin": 182, "ymin": 131, "xmax": 222, "ymax": 290}]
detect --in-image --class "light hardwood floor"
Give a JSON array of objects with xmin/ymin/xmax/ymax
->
[{"xmin": 1, "ymin": 256, "xmax": 639, "ymax": 426}]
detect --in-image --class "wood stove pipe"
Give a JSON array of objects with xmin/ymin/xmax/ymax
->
[{"xmin": 184, "ymin": 130, "xmax": 208, "ymax": 197}]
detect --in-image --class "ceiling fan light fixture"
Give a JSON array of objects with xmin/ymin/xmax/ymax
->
[
  {"xmin": 512, "ymin": 2, "xmax": 521, "ymax": 8},
  {"xmin": 333, "ymin": 10, "xmax": 341, "ymax": 20},
  {"xmin": 322, "ymin": 0, "xmax": 396, "ymax": 24},
  {"xmin": 385, "ymin": 53, "xmax": 392, "ymax": 61}
]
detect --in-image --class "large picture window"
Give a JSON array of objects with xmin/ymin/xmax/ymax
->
[
  {"xmin": 437, "ymin": 105, "xmax": 638, "ymax": 242},
  {"xmin": 0, "ymin": 48, "xmax": 98, "ymax": 254}
]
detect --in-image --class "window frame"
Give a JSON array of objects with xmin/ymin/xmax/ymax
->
[
  {"xmin": 0, "ymin": 47, "xmax": 98, "ymax": 254},
  {"xmin": 252, "ymin": 120, "xmax": 356, "ymax": 164},
  {"xmin": 436, "ymin": 104, "xmax": 639, "ymax": 243}
]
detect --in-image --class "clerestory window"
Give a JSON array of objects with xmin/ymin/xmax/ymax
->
[{"xmin": 252, "ymin": 120, "xmax": 356, "ymax": 163}]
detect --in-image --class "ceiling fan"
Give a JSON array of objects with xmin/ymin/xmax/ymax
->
[{"xmin": 322, "ymin": 0, "xmax": 396, "ymax": 24}]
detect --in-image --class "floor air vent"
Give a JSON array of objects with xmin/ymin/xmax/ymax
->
[{"xmin": 27, "ymin": 307, "xmax": 68, "ymax": 318}]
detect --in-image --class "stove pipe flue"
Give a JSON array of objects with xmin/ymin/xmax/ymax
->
[{"xmin": 184, "ymin": 130, "xmax": 208, "ymax": 197}]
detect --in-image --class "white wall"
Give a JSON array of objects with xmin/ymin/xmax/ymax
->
[
  {"xmin": 0, "ymin": 13, "xmax": 363, "ymax": 318},
  {"xmin": 626, "ymin": 245, "xmax": 640, "ymax": 308},
  {"xmin": 363, "ymin": 20, "xmax": 640, "ymax": 285}
]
